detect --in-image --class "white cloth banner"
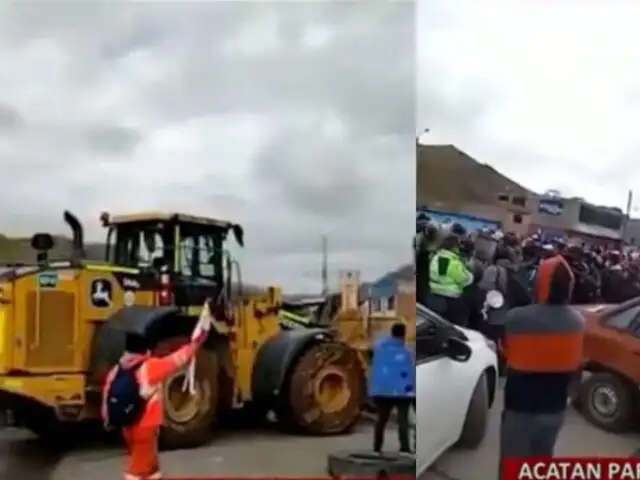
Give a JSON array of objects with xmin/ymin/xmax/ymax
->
[{"xmin": 182, "ymin": 300, "xmax": 214, "ymax": 394}]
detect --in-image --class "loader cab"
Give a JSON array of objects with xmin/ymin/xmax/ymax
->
[{"xmin": 101, "ymin": 212, "xmax": 244, "ymax": 310}]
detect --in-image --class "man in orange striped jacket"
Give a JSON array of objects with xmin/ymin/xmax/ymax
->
[
  {"xmin": 499, "ymin": 254, "xmax": 584, "ymax": 463},
  {"xmin": 102, "ymin": 330, "xmax": 208, "ymax": 480}
]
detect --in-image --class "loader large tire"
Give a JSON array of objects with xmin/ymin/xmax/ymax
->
[
  {"xmin": 154, "ymin": 337, "xmax": 219, "ymax": 450},
  {"xmin": 283, "ymin": 342, "xmax": 365, "ymax": 434}
]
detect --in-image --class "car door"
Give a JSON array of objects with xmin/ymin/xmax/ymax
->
[
  {"xmin": 416, "ymin": 307, "xmax": 469, "ymax": 473},
  {"xmin": 592, "ymin": 304, "xmax": 640, "ymax": 381}
]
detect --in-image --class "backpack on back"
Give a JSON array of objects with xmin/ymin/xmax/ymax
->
[{"xmin": 105, "ymin": 364, "xmax": 145, "ymax": 428}]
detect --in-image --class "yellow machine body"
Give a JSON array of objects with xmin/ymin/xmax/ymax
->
[{"xmin": 0, "ymin": 264, "xmax": 284, "ymax": 409}]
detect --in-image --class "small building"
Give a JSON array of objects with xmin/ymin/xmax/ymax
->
[
  {"xmin": 417, "ymin": 197, "xmax": 532, "ymax": 238},
  {"xmin": 418, "ymin": 193, "xmax": 624, "ymax": 246},
  {"xmin": 530, "ymin": 195, "xmax": 623, "ymax": 246},
  {"xmin": 338, "ymin": 267, "xmax": 415, "ymax": 341},
  {"xmin": 361, "ymin": 265, "xmax": 414, "ymax": 314}
]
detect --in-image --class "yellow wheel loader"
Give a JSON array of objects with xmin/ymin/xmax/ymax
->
[{"xmin": 0, "ymin": 211, "xmax": 364, "ymax": 448}]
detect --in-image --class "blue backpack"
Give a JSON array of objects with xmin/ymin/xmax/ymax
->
[{"xmin": 105, "ymin": 364, "xmax": 145, "ymax": 428}]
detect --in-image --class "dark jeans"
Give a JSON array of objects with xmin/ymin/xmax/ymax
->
[
  {"xmin": 373, "ymin": 396, "xmax": 412, "ymax": 453},
  {"xmin": 426, "ymin": 293, "xmax": 468, "ymax": 327},
  {"xmin": 499, "ymin": 410, "xmax": 564, "ymax": 478}
]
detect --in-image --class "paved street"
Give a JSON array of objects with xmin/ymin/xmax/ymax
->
[
  {"xmin": 0, "ymin": 389, "xmax": 637, "ymax": 480},
  {"xmin": 423, "ymin": 391, "xmax": 640, "ymax": 480},
  {"xmin": 0, "ymin": 419, "xmax": 403, "ymax": 479}
]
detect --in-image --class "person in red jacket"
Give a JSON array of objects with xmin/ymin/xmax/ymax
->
[{"xmin": 102, "ymin": 329, "xmax": 208, "ymax": 480}]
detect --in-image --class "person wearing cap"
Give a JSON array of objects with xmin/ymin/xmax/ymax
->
[
  {"xmin": 369, "ymin": 322, "xmax": 415, "ymax": 454},
  {"xmin": 498, "ymin": 254, "xmax": 584, "ymax": 472},
  {"xmin": 102, "ymin": 329, "xmax": 209, "ymax": 480}
]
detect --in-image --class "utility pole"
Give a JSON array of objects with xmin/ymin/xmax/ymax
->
[
  {"xmin": 623, "ymin": 189, "xmax": 633, "ymax": 243},
  {"xmin": 321, "ymin": 235, "xmax": 328, "ymax": 296}
]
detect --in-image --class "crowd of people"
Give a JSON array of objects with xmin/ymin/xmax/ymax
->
[
  {"xmin": 415, "ymin": 217, "xmax": 640, "ymax": 464},
  {"xmin": 415, "ymin": 219, "xmax": 640, "ymax": 330}
]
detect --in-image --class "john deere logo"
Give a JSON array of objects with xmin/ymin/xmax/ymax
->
[{"xmin": 90, "ymin": 279, "xmax": 113, "ymax": 308}]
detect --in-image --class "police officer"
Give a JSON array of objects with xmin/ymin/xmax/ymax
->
[
  {"xmin": 369, "ymin": 322, "xmax": 415, "ymax": 454},
  {"xmin": 427, "ymin": 234, "xmax": 474, "ymax": 325}
]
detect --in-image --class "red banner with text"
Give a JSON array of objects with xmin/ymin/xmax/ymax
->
[
  {"xmin": 502, "ymin": 457, "xmax": 640, "ymax": 479},
  {"xmin": 161, "ymin": 477, "xmax": 416, "ymax": 480}
]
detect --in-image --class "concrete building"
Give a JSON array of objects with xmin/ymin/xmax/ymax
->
[
  {"xmin": 338, "ymin": 268, "xmax": 416, "ymax": 342},
  {"xmin": 417, "ymin": 142, "xmax": 625, "ymax": 244},
  {"xmin": 418, "ymin": 193, "xmax": 624, "ymax": 245},
  {"xmin": 417, "ymin": 197, "xmax": 532, "ymax": 238},
  {"xmin": 360, "ymin": 265, "xmax": 414, "ymax": 319},
  {"xmin": 529, "ymin": 195, "xmax": 623, "ymax": 244}
]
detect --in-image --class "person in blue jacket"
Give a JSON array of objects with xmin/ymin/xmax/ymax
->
[{"xmin": 369, "ymin": 322, "xmax": 415, "ymax": 453}]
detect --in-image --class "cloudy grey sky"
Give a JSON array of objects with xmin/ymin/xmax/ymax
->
[
  {"xmin": 0, "ymin": 2, "xmax": 414, "ymax": 292},
  {"xmin": 419, "ymin": 0, "xmax": 640, "ymax": 211}
]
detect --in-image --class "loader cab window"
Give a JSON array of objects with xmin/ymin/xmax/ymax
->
[
  {"xmin": 177, "ymin": 224, "xmax": 224, "ymax": 285},
  {"xmin": 108, "ymin": 222, "xmax": 174, "ymax": 269}
]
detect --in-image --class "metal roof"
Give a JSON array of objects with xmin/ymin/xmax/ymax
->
[
  {"xmin": 108, "ymin": 212, "xmax": 234, "ymax": 228},
  {"xmin": 570, "ymin": 223, "xmax": 621, "ymax": 240}
]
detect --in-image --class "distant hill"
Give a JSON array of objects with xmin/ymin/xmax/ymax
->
[
  {"xmin": 0, "ymin": 234, "xmax": 105, "ymax": 263},
  {"xmin": 0, "ymin": 236, "xmax": 411, "ymax": 302},
  {"xmin": 417, "ymin": 144, "xmax": 532, "ymax": 208},
  {"xmin": 363, "ymin": 264, "xmax": 412, "ymax": 297},
  {"xmin": 0, "ymin": 234, "xmax": 405, "ymax": 300}
]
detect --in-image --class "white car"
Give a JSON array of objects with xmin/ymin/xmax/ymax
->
[{"xmin": 416, "ymin": 303, "xmax": 499, "ymax": 475}]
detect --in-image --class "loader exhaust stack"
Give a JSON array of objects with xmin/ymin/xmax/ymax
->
[{"xmin": 63, "ymin": 210, "xmax": 86, "ymax": 259}]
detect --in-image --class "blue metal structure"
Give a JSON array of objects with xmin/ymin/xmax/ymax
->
[{"xmin": 416, "ymin": 206, "xmax": 501, "ymax": 232}]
